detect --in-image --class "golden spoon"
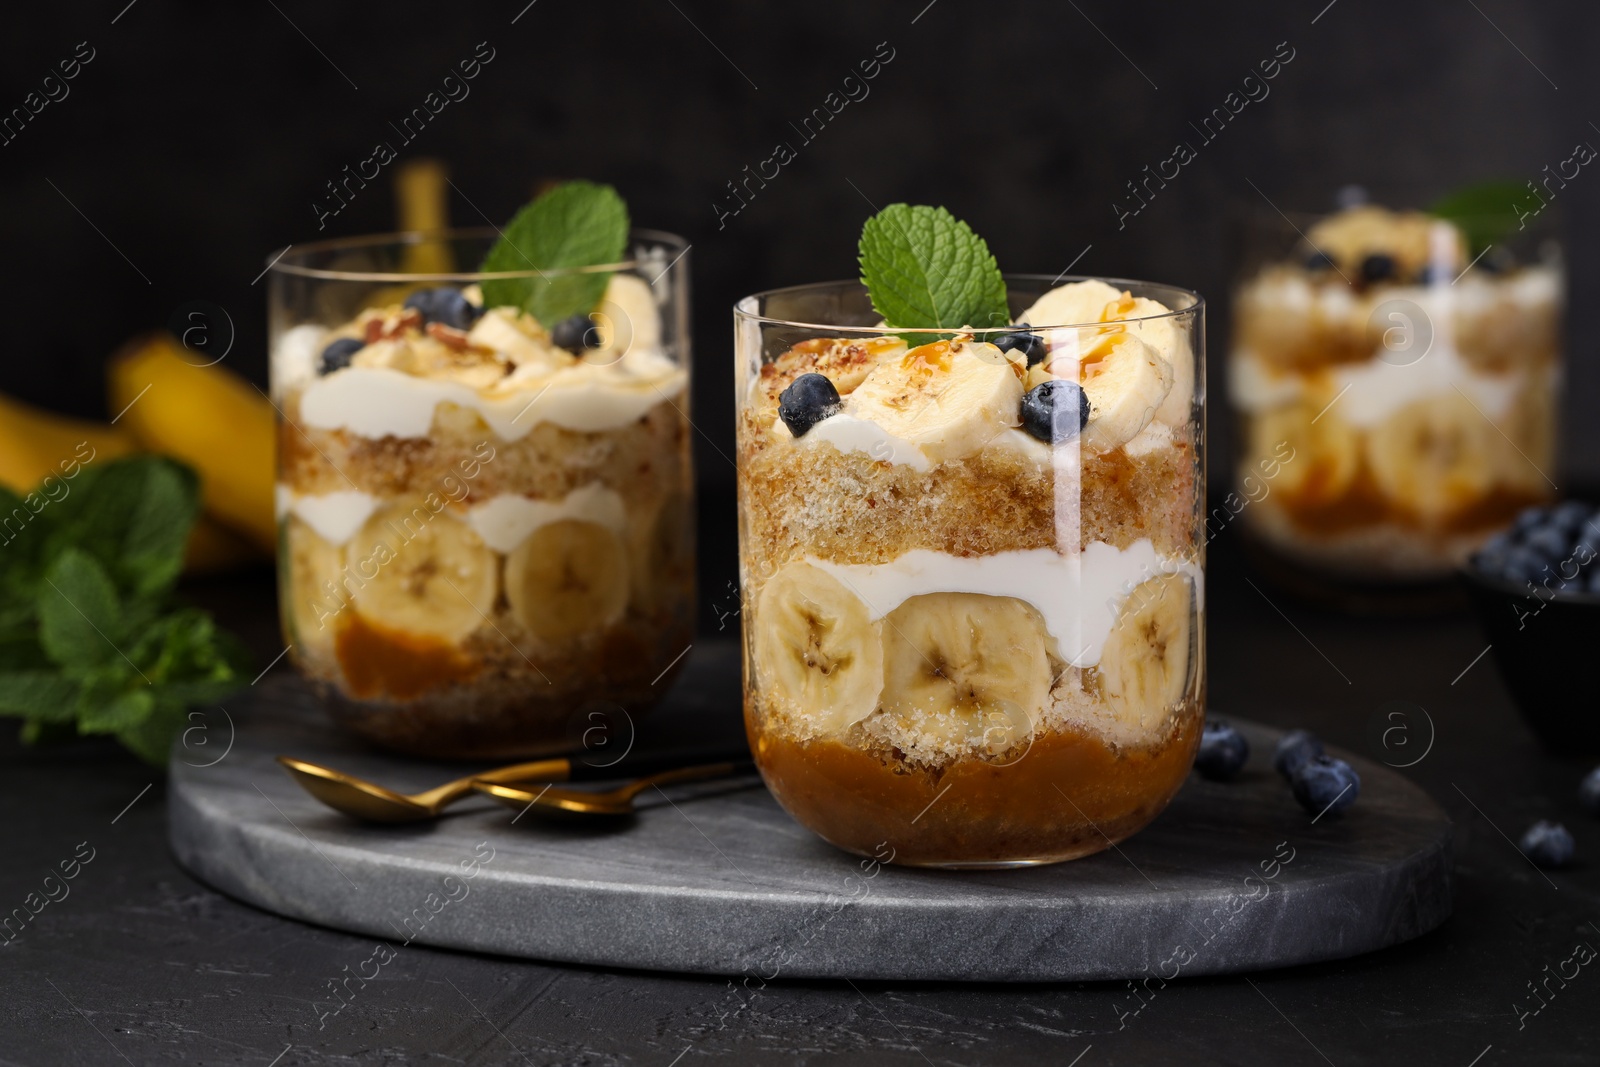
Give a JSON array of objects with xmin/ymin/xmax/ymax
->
[
  {"xmin": 473, "ymin": 759, "xmax": 757, "ymax": 818},
  {"xmin": 277, "ymin": 748, "xmax": 751, "ymax": 824}
]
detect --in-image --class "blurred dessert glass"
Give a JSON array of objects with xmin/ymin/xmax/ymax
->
[
  {"xmin": 268, "ymin": 229, "xmax": 693, "ymax": 757},
  {"xmin": 735, "ymin": 277, "xmax": 1204, "ymax": 867},
  {"xmin": 1230, "ymin": 198, "xmax": 1562, "ymax": 602}
]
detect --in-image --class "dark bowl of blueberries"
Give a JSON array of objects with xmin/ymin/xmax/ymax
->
[{"xmin": 1463, "ymin": 501, "xmax": 1600, "ymax": 753}]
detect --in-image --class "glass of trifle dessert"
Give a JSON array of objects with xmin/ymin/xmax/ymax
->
[
  {"xmin": 735, "ymin": 205, "xmax": 1205, "ymax": 867},
  {"xmin": 1231, "ymin": 189, "xmax": 1562, "ymax": 600},
  {"xmin": 267, "ymin": 182, "xmax": 694, "ymax": 757}
]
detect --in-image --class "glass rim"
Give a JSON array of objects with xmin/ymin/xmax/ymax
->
[
  {"xmin": 265, "ymin": 226, "xmax": 688, "ymax": 283},
  {"xmin": 733, "ymin": 275, "xmax": 1204, "ymax": 334}
]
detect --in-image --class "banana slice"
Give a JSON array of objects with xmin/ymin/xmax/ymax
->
[
  {"xmin": 285, "ymin": 517, "xmax": 345, "ymax": 654},
  {"xmin": 1248, "ymin": 400, "xmax": 1359, "ymax": 506},
  {"xmin": 468, "ymin": 306, "xmax": 568, "ymax": 371},
  {"xmin": 505, "ymin": 519, "xmax": 631, "ymax": 642},
  {"xmin": 1019, "ymin": 279, "xmax": 1125, "ymax": 327},
  {"xmin": 757, "ymin": 336, "xmax": 907, "ymax": 414},
  {"xmin": 591, "ymin": 273, "xmax": 661, "ymax": 360},
  {"xmin": 879, "ymin": 592, "xmax": 1051, "ymax": 734},
  {"xmin": 1079, "ymin": 334, "xmax": 1174, "ymax": 453},
  {"xmin": 347, "ymin": 506, "xmax": 498, "ymax": 644},
  {"xmin": 1098, "ymin": 574, "xmax": 1193, "ymax": 731},
  {"xmin": 1365, "ymin": 393, "xmax": 1495, "ymax": 521},
  {"xmin": 753, "ymin": 562, "xmax": 883, "ymax": 732},
  {"xmin": 846, "ymin": 340, "xmax": 1023, "ymax": 462},
  {"xmin": 1104, "ymin": 294, "xmax": 1194, "ymax": 428}
]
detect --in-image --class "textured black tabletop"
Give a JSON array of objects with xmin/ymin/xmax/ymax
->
[{"xmin": 2, "ymin": 526, "xmax": 1597, "ymax": 1067}]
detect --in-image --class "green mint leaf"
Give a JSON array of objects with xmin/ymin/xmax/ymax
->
[
  {"xmin": 0, "ymin": 483, "xmax": 59, "ymax": 600},
  {"xmin": 47, "ymin": 456, "xmax": 199, "ymax": 600},
  {"xmin": 858, "ymin": 204, "xmax": 1009, "ymax": 337},
  {"xmin": 38, "ymin": 548, "xmax": 122, "ymax": 669},
  {"xmin": 132, "ymin": 607, "xmax": 252, "ymax": 690},
  {"xmin": 115, "ymin": 692, "xmax": 190, "ymax": 766},
  {"xmin": 478, "ymin": 180, "xmax": 631, "ymax": 327},
  {"xmin": 77, "ymin": 684, "xmax": 154, "ymax": 735},
  {"xmin": 1430, "ymin": 180, "xmax": 1527, "ymax": 258},
  {"xmin": 3, "ymin": 452, "xmax": 246, "ymax": 767},
  {"xmin": 0, "ymin": 671, "xmax": 81, "ymax": 722}
]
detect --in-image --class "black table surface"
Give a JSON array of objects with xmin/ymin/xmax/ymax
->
[{"xmin": 3, "ymin": 526, "xmax": 1597, "ymax": 1067}]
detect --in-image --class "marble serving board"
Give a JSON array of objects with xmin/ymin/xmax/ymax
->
[{"xmin": 168, "ymin": 643, "xmax": 1452, "ymax": 982}]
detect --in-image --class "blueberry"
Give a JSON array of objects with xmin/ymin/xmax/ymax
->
[
  {"xmin": 1524, "ymin": 524, "xmax": 1571, "ymax": 561},
  {"xmin": 777, "ymin": 373, "xmax": 841, "ymax": 437},
  {"xmin": 1513, "ymin": 506, "xmax": 1551, "ymax": 535},
  {"xmin": 1579, "ymin": 767, "xmax": 1600, "ymax": 815},
  {"xmin": 403, "ymin": 287, "xmax": 480, "ymax": 330},
  {"xmin": 1272, "ymin": 729, "xmax": 1324, "ymax": 779},
  {"xmin": 1472, "ymin": 531, "xmax": 1514, "ymax": 573},
  {"xmin": 1501, "ymin": 545, "xmax": 1552, "ymax": 584},
  {"xmin": 1551, "ymin": 500, "xmax": 1593, "ymax": 533},
  {"xmin": 1195, "ymin": 718, "xmax": 1250, "ymax": 781},
  {"xmin": 1589, "ymin": 568, "xmax": 1600, "ymax": 594},
  {"xmin": 1556, "ymin": 576, "xmax": 1586, "ymax": 594},
  {"xmin": 1519, "ymin": 820, "xmax": 1575, "ymax": 869},
  {"xmin": 992, "ymin": 325, "xmax": 1048, "ymax": 366},
  {"xmin": 1573, "ymin": 529, "xmax": 1600, "ymax": 565},
  {"xmin": 1360, "ymin": 253, "xmax": 1397, "ymax": 285},
  {"xmin": 318, "ymin": 337, "xmax": 365, "ymax": 375},
  {"xmin": 1020, "ymin": 380, "xmax": 1091, "ymax": 445},
  {"xmin": 550, "ymin": 312, "xmax": 603, "ymax": 353},
  {"xmin": 1290, "ymin": 755, "xmax": 1361, "ymax": 817},
  {"xmin": 1303, "ymin": 249, "xmax": 1338, "ymax": 272}
]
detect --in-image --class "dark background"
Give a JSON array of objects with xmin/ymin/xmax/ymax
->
[
  {"xmin": 5, "ymin": 5, "xmax": 1600, "ymax": 1063},
  {"xmin": 3, "ymin": 0, "xmax": 1597, "ymax": 501}
]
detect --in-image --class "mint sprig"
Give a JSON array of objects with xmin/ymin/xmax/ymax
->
[
  {"xmin": 1430, "ymin": 180, "xmax": 1527, "ymax": 258},
  {"xmin": 858, "ymin": 204, "xmax": 1009, "ymax": 338},
  {"xmin": 0, "ymin": 456, "xmax": 251, "ymax": 765},
  {"xmin": 479, "ymin": 180, "xmax": 631, "ymax": 327}
]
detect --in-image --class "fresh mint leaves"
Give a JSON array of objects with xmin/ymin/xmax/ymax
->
[
  {"xmin": 858, "ymin": 204, "xmax": 1009, "ymax": 337},
  {"xmin": 479, "ymin": 180, "xmax": 631, "ymax": 327},
  {"xmin": 0, "ymin": 455, "xmax": 251, "ymax": 765},
  {"xmin": 1430, "ymin": 180, "xmax": 1526, "ymax": 257}
]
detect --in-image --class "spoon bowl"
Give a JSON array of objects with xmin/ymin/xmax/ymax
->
[{"xmin": 277, "ymin": 755, "xmax": 569, "ymax": 823}]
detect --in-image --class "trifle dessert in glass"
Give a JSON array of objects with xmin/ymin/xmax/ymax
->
[
  {"xmin": 735, "ymin": 205, "xmax": 1205, "ymax": 867},
  {"xmin": 1231, "ymin": 197, "xmax": 1562, "ymax": 595},
  {"xmin": 268, "ymin": 182, "xmax": 694, "ymax": 757}
]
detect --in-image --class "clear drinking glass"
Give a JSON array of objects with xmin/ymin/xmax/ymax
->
[
  {"xmin": 1230, "ymin": 203, "xmax": 1562, "ymax": 601},
  {"xmin": 267, "ymin": 229, "xmax": 693, "ymax": 757},
  {"xmin": 734, "ymin": 277, "xmax": 1205, "ymax": 867}
]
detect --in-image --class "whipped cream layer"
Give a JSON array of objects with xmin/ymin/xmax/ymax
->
[
  {"xmin": 1230, "ymin": 344, "xmax": 1522, "ymax": 427},
  {"xmin": 1239, "ymin": 264, "xmax": 1559, "ymax": 327},
  {"xmin": 273, "ymin": 271, "xmax": 686, "ymax": 441},
  {"xmin": 296, "ymin": 357, "xmax": 685, "ymax": 441},
  {"xmin": 808, "ymin": 539, "xmax": 1202, "ymax": 668},
  {"xmin": 274, "ymin": 486, "xmax": 378, "ymax": 545},
  {"xmin": 798, "ymin": 413, "xmax": 931, "ymax": 471},
  {"xmin": 277, "ymin": 484, "xmax": 629, "ymax": 551}
]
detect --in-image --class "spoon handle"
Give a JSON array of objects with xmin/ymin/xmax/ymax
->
[
  {"xmin": 564, "ymin": 747, "xmax": 754, "ymax": 782},
  {"xmin": 472, "ymin": 758, "xmax": 576, "ymax": 786}
]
